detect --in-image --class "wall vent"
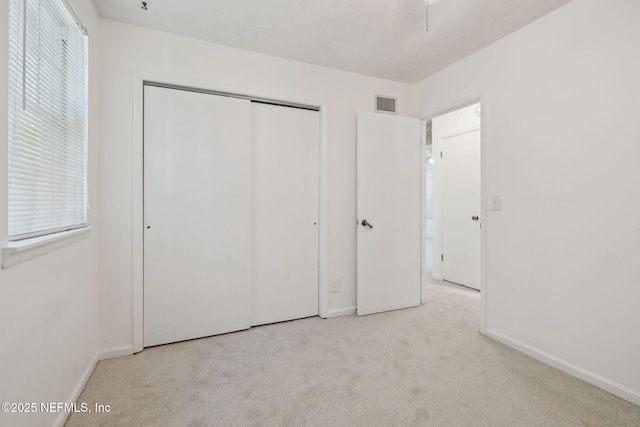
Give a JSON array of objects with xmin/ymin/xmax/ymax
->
[{"xmin": 375, "ymin": 95, "xmax": 397, "ymax": 114}]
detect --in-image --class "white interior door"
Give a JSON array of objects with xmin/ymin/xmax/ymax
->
[
  {"xmin": 357, "ymin": 112, "xmax": 422, "ymax": 316},
  {"xmin": 251, "ymin": 103, "xmax": 319, "ymax": 326},
  {"xmin": 441, "ymin": 129, "xmax": 481, "ymax": 290},
  {"xmin": 143, "ymin": 86, "xmax": 251, "ymax": 347}
]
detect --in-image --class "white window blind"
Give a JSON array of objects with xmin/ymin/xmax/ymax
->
[{"xmin": 8, "ymin": 0, "xmax": 88, "ymax": 240}]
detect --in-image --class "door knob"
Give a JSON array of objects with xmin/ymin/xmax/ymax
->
[
  {"xmin": 361, "ymin": 219, "xmax": 373, "ymax": 229},
  {"xmin": 471, "ymin": 216, "xmax": 479, "ymax": 221}
]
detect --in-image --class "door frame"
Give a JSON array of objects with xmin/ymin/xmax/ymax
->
[
  {"xmin": 131, "ymin": 72, "xmax": 329, "ymax": 353},
  {"xmin": 419, "ymin": 97, "xmax": 487, "ymax": 335}
]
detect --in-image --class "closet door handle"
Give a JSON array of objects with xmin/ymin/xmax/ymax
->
[{"xmin": 361, "ymin": 219, "xmax": 373, "ymax": 229}]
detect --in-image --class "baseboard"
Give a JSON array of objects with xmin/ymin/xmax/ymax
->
[
  {"xmin": 52, "ymin": 352, "xmax": 99, "ymax": 427},
  {"xmin": 485, "ymin": 329, "xmax": 640, "ymax": 407},
  {"xmin": 326, "ymin": 306, "xmax": 356, "ymax": 318},
  {"xmin": 51, "ymin": 345, "xmax": 135, "ymax": 427},
  {"xmin": 431, "ymin": 274, "xmax": 443, "ymax": 280},
  {"xmin": 98, "ymin": 345, "xmax": 134, "ymax": 360}
]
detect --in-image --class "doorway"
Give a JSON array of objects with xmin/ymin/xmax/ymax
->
[{"xmin": 424, "ymin": 102, "xmax": 482, "ymax": 295}]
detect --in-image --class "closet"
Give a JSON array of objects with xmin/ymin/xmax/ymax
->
[{"xmin": 143, "ymin": 85, "xmax": 319, "ymax": 347}]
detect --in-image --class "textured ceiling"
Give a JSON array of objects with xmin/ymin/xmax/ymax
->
[{"xmin": 91, "ymin": 0, "xmax": 572, "ymax": 84}]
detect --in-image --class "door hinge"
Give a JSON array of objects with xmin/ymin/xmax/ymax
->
[
  {"xmin": 441, "ymin": 254, "xmax": 444, "ymax": 261},
  {"xmin": 440, "ymin": 151, "xmax": 442, "ymax": 158}
]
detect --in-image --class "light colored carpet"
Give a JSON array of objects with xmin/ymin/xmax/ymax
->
[{"xmin": 67, "ymin": 281, "xmax": 640, "ymax": 426}]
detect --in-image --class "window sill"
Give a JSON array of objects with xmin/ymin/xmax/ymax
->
[{"xmin": 2, "ymin": 226, "xmax": 94, "ymax": 269}]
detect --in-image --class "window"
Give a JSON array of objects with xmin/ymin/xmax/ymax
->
[{"xmin": 8, "ymin": 0, "xmax": 88, "ymax": 240}]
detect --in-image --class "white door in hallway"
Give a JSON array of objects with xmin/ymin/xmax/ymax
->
[
  {"xmin": 356, "ymin": 112, "xmax": 422, "ymax": 315},
  {"xmin": 143, "ymin": 86, "xmax": 252, "ymax": 347},
  {"xmin": 250, "ymin": 103, "xmax": 319, "ymax": 326},
  {"xmin": 441, "ymin": 129, "xmax": 481, "ymax": 290}
]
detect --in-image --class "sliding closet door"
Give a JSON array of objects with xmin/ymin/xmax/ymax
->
[
  {"xmin": 251, "ymin": 103, "xmax": 319, "ymax": 326},
  {"xmin": 144, "ymin": 86, "xmax": 251, "ymax": 347}
]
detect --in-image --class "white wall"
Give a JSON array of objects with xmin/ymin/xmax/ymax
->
[
  {"xmin": 412, "ymin": 0, "xmax": 640, "ymax": 404},
  {"xmin": 97, "ymin": 19, "xmax": 412, "ymax": 349},
  {"xmin": 430, "ymin": 103, "xmax": 481, "ymax": 279},
  {"xmin": 0, "ymin": 1, "xmax": 101, "ymax": 426}
]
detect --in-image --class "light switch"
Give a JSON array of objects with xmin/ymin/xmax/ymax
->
[{"xmin": 491, "ymin": 195, "xmax": 501, "ymax": 211}]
